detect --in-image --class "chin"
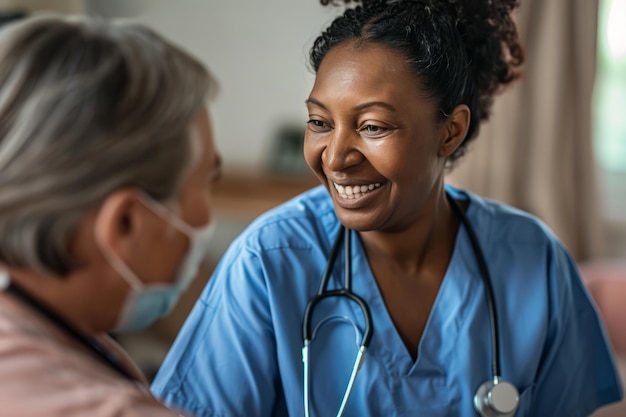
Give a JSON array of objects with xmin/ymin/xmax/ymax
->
[{"xmin": 334, "ymin": 210, "xmax": 380, "ymax": 232}]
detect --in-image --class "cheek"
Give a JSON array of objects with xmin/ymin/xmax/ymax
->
[
  {"xmin": 178, "ymin": 185, "xmax": 213, "ymax": 228},
  {"xmin": 158, "ymin": 233, "xmax": 189, "ymax": 281},
  {"xmin": 188, "ymin": 195, "xmax": 212, "ymax": 227},
  {"xmin": 303, "ymin": 135, "xmax": 323, "ymax": 170},
  {"xmin": 127, "ymin": 224, "xmax": 189, "ymax": 285},
  {"xmin": 372, "ymin": 140, "xmax": 437, "ymax": 182},
  {"xmin": 363, "ymin": 139, "xmax": 407, "ymax": 171}
]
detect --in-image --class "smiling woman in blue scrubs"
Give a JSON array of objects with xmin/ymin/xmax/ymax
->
[{"xmin": 151, "ymin": 0, "xmax": 623, "ymax": 416}]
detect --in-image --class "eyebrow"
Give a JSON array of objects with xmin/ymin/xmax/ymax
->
[
  {"xmin": 305, "ymin": 98, "xmax": 328, "ymax": 110},
  {"xmin": 305, "ymin": 98, "xmax": 397, "ymax": 113}
]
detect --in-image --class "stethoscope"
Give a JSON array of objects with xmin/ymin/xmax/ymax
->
[
  {"xmin": 1, "ymin": 275, "xmax": 136, "ymax": 382},
  {"xmin": 302, "ymin": 192, "xmax": 519, "ymax": 417}
]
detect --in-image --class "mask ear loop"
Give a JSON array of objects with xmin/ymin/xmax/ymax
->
[
  {"xmin": 137, "ymin": 192, "xmax": 197, "ymax": 237},
  {"xmin": 138, "ymin": 192, "xmax": 216, "ymax": 271},
  {"xmin": 94, "ymin": 215, "xmax": 144, "ymax": 291},
  {"xmin": 95, "ymin": 191, "xmax": 195, "ymax": 292},
  {"xmin": 98, "ymin": 243, "xmax": 144, "ymax": 291}
]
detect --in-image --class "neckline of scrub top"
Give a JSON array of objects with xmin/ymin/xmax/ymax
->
[{"xmin": 347, "ymin": 187, "xmax": 484, "ymax": 377}]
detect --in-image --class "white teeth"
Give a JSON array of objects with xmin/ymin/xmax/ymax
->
[{"xmin": 333, "ymin": 182, "xmax": 382, "ymax": 199}]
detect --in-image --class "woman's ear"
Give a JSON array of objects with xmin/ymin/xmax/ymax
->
[
  {"xmin": 93, "ymin": 189, "xmax": 146, "ymax": 264},
  {"xmin": 438, "ymin": 104, "xmax": 470, "ymax": 158}
]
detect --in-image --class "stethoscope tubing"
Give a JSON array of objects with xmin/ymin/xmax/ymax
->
[
  {"xmin": 446, "ymin": 193, "xmax": 502, "ymax": 379},
  {"xmin": 302, "ymin": 226, "xmax": 373, "ymax": 347},
  {"xmin": 302, "ymin": 226, "xmax": 373, "ymax": 417}
]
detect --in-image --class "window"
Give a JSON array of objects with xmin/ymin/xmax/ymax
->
[{"xmin": 594, "ymin": 0, "xmax": 626, "ymax": 224}]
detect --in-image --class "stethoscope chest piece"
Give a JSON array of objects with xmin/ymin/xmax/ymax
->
[{"xmin": 474, "ymin": 377, "xmax": 519, "ymax": 417}]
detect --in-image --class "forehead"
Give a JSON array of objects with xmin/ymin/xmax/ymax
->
[
  {"xmin": 310, "ymin": 41, "xmax": 426, "ymax": 104},
  {"xmin": 196, "ymin": 108, "xmax": 215, "ymax": 150},
  {"xmin": 188, "ymin": 108, "xmax": 217, "ymax": 168}
]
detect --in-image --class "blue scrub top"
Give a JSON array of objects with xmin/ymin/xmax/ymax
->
[{"xmin": 152, "ymin": 185, "xmax": 623, "ymax": 417}]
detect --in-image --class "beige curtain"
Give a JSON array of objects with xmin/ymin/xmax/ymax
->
[{"xmin": 448, "ymin": 0, "xmax": 603, "ymax": 262}]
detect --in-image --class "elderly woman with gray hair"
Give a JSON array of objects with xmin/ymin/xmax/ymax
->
[{"xmin": 0, "ymin": 15, "xmax": 221, "ymax": 417}]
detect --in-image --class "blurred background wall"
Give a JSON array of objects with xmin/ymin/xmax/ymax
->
[{"xmin": 87, "ymin": 0, "xmax": 335, "ymax": 174}]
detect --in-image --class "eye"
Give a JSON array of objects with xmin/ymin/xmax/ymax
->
[
  {"xmin": 306, "ymin": 119, "xmax": 332, "ymax": 133},
  {"xmin": 358, "ymin": 123, "xmax": 390, "ymax": 138},
  {"xmin": 363, "ymin": 125, "xmax": 382, "ymax": 133}
]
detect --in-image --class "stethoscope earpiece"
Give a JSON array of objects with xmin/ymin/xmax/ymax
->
[{"xmin": 474, "ymin": 377, "xmax": 519, "ymax": 417}]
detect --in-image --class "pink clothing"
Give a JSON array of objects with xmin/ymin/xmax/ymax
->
[{"xmin": 0, "ymin": 291, "xmax": 188, "ymax": 417}]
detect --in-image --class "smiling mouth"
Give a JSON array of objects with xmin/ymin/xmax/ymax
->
[{"xmin": 333, "ymin": 182, "xmax": 382, "ymax": 199}]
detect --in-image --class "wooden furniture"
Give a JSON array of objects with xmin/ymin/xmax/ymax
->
[{"xmin": 211, "ymin": 169, "xmax": 320, "ymax": 219}]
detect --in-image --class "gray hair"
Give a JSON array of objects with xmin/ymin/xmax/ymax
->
[{"xmin": 0, "ymin": 15, "xmax": 217, "ymax": 276}]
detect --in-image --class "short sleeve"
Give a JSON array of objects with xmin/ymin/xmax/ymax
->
[
  {"xmin": 151, "ymin": 241, "xmax": 280, "ymax": 417},
  {"xmin": 528, "ymin": 242, "xmax": 623, "ymax": 417}
]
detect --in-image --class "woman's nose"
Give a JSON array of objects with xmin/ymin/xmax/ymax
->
[{"xmin": 322, "ymin": 127, "xmax": 363, "ymax": 172}]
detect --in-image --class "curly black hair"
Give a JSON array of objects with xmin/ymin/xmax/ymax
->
[{"xmin": 310, "ymin": 0, "xmax": 524, "ymax": 165}]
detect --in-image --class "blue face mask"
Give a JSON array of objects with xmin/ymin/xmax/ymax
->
[{"xmin": 101, "ymin": 194, "xmax": 215, "ymax": 333}]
